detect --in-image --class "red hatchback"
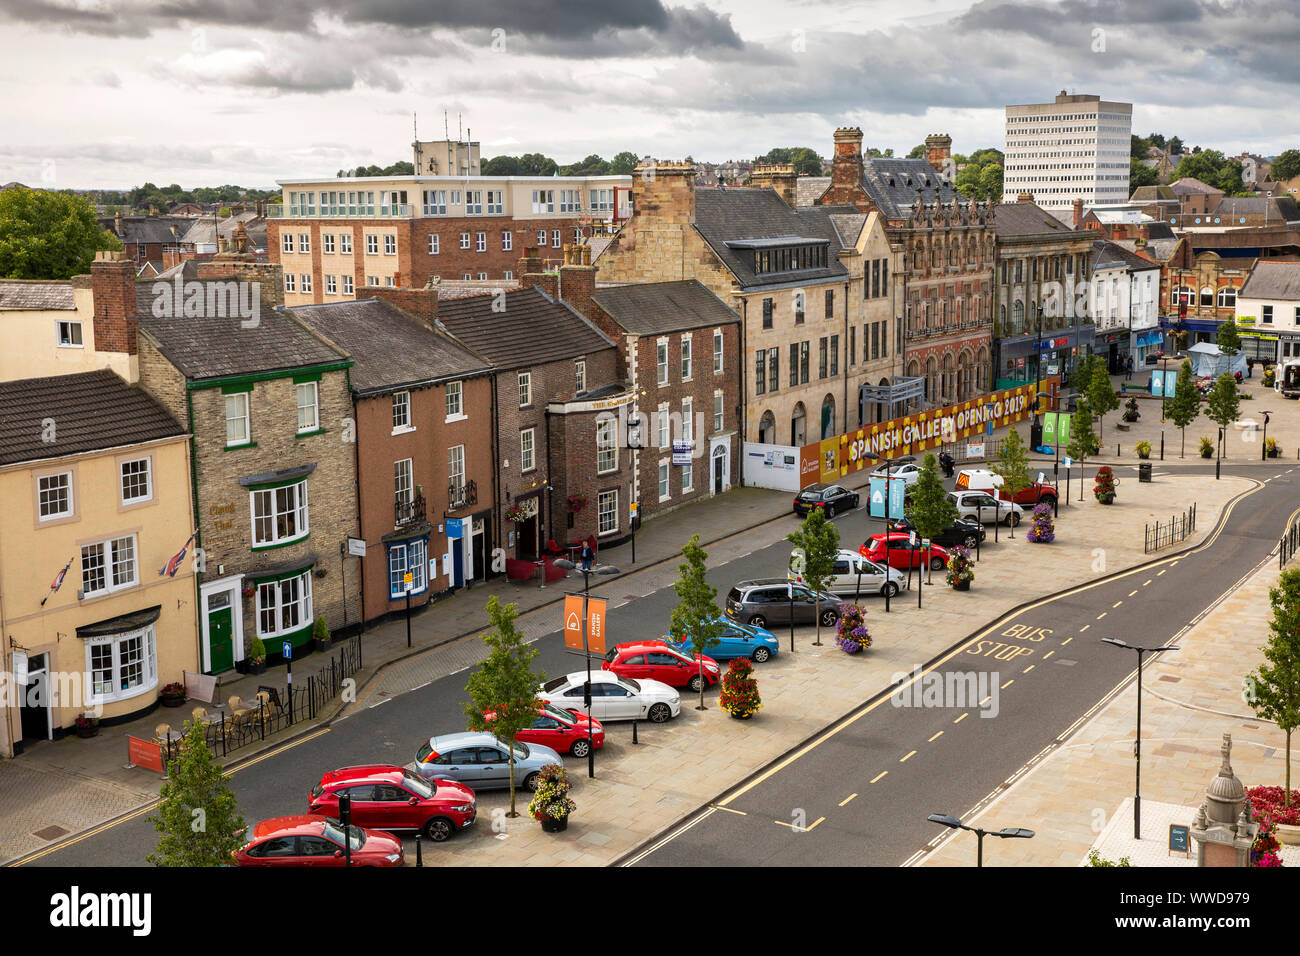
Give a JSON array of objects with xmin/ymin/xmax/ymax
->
[
  {"xmin": 233, "ymin": 815, "xmax": 405, "ymax": 866},
  {"xmin": 308, "ymin": 765, "xmax": 476, "ymax": 842},
  {"xmin": 486, "ymin": 702, "xmax": 606, "ymax": 758},
  {"xmin": 602, "ymin": 641, "xmax": 720, "ymax": 691},
  {"xmin": 860, "ymin": 533, "xmax": 950, "ymax": 571}
]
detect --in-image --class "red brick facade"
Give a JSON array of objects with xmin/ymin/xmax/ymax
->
[{"xmin": 90, "ymin": 252, "xmax": 137, "ymax": 354}]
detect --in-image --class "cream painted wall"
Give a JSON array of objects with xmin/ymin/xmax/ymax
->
[{"xmin": 0, "ymin": 285, "xmax": 136, "ymax": 383}]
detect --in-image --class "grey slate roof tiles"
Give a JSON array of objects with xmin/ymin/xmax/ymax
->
[
  {"xmin": 1240, "ymin": 261, "xmax": 1300, "ymax": 301},
  {"xmin": 0, "ymin": 281, "xmax": 75, "ymax": 310},
  {"xmin": 590, "ymin": 279, "xmax": 740, "ymax": 336},
  {"xmin": 436, "ymin": 286, "xmax": 615, "ymax": 370}
]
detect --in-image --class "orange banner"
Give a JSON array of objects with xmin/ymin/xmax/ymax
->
[
  {"xmin": 563, "ymin": 595, "xmax": 585, "ymax": 650},
  {"xmin": 586, "ymin": 597, "xmax": 608, "ymax": 656},
  {"xmin": 128, "ymin": 735, "xmax": 165, "ymax": 773}
]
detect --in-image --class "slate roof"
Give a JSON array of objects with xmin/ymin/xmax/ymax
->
[
  {"xmin": 993, "ymin": 201, "xmax": 1080, "ymax": 238},
  {"xmin": 1145, "ymin": 221, "xmax": 1177, "ymax": 239},
  {"xmin": 692, "ymin": 189, "xmax": 853, "ymax": 289},
  {"xmin": 1170, "ymin": 178, "xmax": 1223, "ymax": 196},
  {"xmin": 1129, "ymin": 185, "xmax": 1177, "ymax": 201},
  {"xmin": 828, "ymin": 213, "xmax": 867, "ymax": 246},
  {"xmin": 1114, "ymin": 238, "xmax": 1182, "ymax": 263},
  {"xmin": 102, "ymin": 216, "xmax": 196, "ymax": 246},
  {"xmin": 1240, "ymin": 261, "xmax": 1300, "ymax": 301},
  {"xmin": 136, "ymin": 280, "xmax": 348, "ymax": 382},
  {"xmin": 180, "ymin": 212, "xmax": 268, "ymax": 250},
  {"xmin": 0, "ymin": 369, "xmax": 184, "ymax": 466},
  {"xmin": 1092, "ymin": 239, "xmax": 1162, "ymax": 272},
  {"xmin": 590, "ymin": 280, "xmax": 740, "ymax": 336},
  {"xmin": 1211, "ymin": 196, "xmax": 1300, "ymax": 223},
  {"xmin": 288, "ymin": 297, "xmax": 492, "ymax": 396},
  {"xmin": 436, "ymin": 286, "xmax": 615, "ymax": 371},
  {"xmin": 0, "ymin": 280, "xmax": 75, "ymax": 310},
  {"xmin": 796, "ymin": 176, "xmax": 831, "ymax": 207},
  {"xmin": 861, "ymin": 157, "xmax": 963, "ymax": 219}
]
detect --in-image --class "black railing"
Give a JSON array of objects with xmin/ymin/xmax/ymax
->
[
  {"xmin": 1281, "ymin": 512, "xmax": 1300, "ymax": 568},
  {"xmin": 158, "ymin": 633, "xmax": 363, "ymax": 766},
  {"xmin": 396, "ymin": 493, "xmax": 426, "ymax": 526},
  {"xmin": 1145, "ymin": 503, "xmax": 1197, "ymax": 554},
  {"xmin": 448, "ymin": 479, "xmax": 478, "ymax": 511}
]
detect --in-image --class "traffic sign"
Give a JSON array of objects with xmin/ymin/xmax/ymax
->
[
  {"xmin": 403, "ymin": 571, "xmax": 413, "ymax": 593},
  {"xmin": 1063, "ymin": 457, "xmax": 1074, "ymax": 468},
  {"xmin": 282, "ymin": 641, "xmax": 292, "ymax": 660}
]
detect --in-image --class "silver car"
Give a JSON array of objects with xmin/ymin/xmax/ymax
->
[
  {"xmin": 412, "ymin": 731, "xmax": 562, "ymax": 791},
  {"xmin": 789, "ymin": 548, "xmax": 905, "ymax": 598}
]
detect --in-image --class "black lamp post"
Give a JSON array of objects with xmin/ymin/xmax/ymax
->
[
  {"xmin": 1262, "ymin": 411, "xmax": 1272, "ymax": 461},
  {"xmin": 1216, "ymin": 425, "xmax": 1224, "ymax": 480},
  {"xmin": 555, "ymin": 558, "xmax": 619, "ymax": 779},
  {"xmin": 927, "ymin": 813, "xmax": 1034, "ymax": 867},
  {"xmin": 1101, "ymin": 638, "xmax": 1180, "ymax": 839}
]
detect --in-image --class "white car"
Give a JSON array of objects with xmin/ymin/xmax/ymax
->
[
  {"xmin": 788, "ymin": 548, "xmax": 905, "ymax": 598},
  {"xmin": 947, "ymin": 490, "xmax": 1023, "ymax": 526},
  {"xmin": 871, "ymin": 459, "xmax": 922, "ymax": 486},
  {"xmin": 538, "ymin": 671, "xmax": 681, "ymax": 723}
]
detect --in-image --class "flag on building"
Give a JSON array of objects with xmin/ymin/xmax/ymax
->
[
  {"xmin": 159, "ymin": 533, "xmax": 196, "ymax": 577},
  {"xmin": 40, "ymin": 557, "xmax": 74, "ymax": 606}
]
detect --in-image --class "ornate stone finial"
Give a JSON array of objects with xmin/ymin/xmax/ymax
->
[
  {"xmin": 1194, "ymin": 804, "xmax": 1208, "ymax": 830},
  {"xmin": 1220, "ymin": 733, "xmax": 1233, "ymax": 775}
]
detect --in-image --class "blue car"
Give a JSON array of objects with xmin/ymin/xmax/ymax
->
[{"xmin": 667, "ymin": 618, "xmax": 780, "ymax": 663}]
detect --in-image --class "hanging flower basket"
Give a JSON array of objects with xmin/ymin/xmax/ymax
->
[
  {"xmin": 567, "ymin": 493, "xmax": 587, "ymax": 514},
  {"xmin": 834, "ymin": 603, "xmax": 871, "ymax": 654},
  {"xmin": 505, "ymin": 505, "xmax": 527, "ymax": 524}
]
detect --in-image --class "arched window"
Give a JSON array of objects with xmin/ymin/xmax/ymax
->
[
  {"xmin": 1012, "ymin": 300, "xmax": 1025, "ymax": 334},
  {"xmin": 790, "ymin": 403, "xmax": 806, "ymax": 446},
  {"xmin": 1200, "ymin": 286, "xmax": 1214, "ymax": 307},
  {"xmin": 759, "ymin": 410, "xmax": 776, "ymax": 444},
  {"xmin": 820, "ymin": 394, "xmax": 836, "ymax": 440},
  {"xmin": 1217, "ymin": 287, "xmax": 1236, "ymax": 309},
  {"xmin": 999, "ymin": 303, "xmax": 1007, "ymax": 333}
]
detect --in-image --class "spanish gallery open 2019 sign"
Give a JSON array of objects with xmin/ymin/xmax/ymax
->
[{"xmin": 797, "ymin": 378, "xmax": 1058, "ymax": 488}]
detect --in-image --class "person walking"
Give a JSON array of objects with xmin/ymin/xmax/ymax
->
[
  {"xmin": 1125, "ymin": 355, "xmax": 1134, "ymax": 381},
  {"xmin": 580, "ymin": 541, "xmax": 594, "ymax": 572}
]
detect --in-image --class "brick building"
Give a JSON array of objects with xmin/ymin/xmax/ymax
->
[
  {"xmin": 127, "ymin": 258, "xmax": 360, "ymax": 674},
  {"xmin": 288, "ymin": 293, "xmax": 495, "ymax": 624},
  {"xmin": 812, "ymin": 127, "xmax": 996, "ymax": 408},
  {"xmin": 99, "ymin": 213, "xmax": 198, "ymax": 276}
]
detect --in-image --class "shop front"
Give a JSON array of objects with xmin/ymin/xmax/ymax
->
[
  {"xmin": 996, "ymin": 328, "xmax": 1094, "ymax": 391},
  {"xmin": 1235, "ymin": 317, "xmax": 1281, "ymax": 365}
]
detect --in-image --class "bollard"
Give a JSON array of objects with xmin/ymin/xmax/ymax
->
[
  {"xmin": 415, "ymin": 832, "xmax": 423, "ymax": 867},
  {"xmin": 632, "ymin": 719, "xmax": 639, "ymax": 745}
]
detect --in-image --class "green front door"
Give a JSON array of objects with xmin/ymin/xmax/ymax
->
[{"xmin": 207, "ymin": 593, "xmax": 234, "ymax": 674}]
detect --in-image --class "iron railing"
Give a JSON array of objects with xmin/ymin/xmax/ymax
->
[
  {"xmin": 1281, "ymin": 512, "xmax": 1300, "ymax": 568},
  {"xmin": 396, "ymin": 493, "xmax": 426, "ymax": 526},
  {"xmin": 448, "ymin": 479, "xmax": 478, "ymax": 511},
  {"xmin": 1145, "ymin": 503, "xmax": 1197, "ymax": 554}
]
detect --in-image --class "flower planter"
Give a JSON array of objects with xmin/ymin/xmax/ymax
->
[
  {"xmin": 729, "ymin": 711, "xmax": 754, "ymax": 720},
  {"xmin": 160, "ymin": 694, "xmax": 186, "ymax": 708},
  {"xmin": 248, "ymin": 660, "xmax": 266, "ymax": 675},
  {"xmin": 313, "ymin": 639, "xmax": 331, "ymax": 654},
  {"xmin": 74, "ymin": 724, "xmax": 98, "ymax": 738},
  {"xmin": 539, "ymin": 815, "xmax": 569, "ymax": 833},
  {"xmin": 952, "ymin": 580, "xmax": 971, "ymax": 591},
  {"xmin": 1277, "ymin": 823, "xmax": 1300, "ymax": 846}
]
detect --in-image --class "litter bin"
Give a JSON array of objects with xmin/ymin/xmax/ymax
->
[
  {"xmin": 1030, "ymin": 421, "xmax": 1043, "ymax": 448},
  {"xmin": 1138, "ymin": 462, "xmax": 1152, "ymax": 483}
]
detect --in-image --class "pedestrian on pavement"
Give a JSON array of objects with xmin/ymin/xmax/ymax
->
[
  {"xmin": 580, "ymin": 542, "xmax": 594, "ymax": 572},
  {"xmin": 1125, "ymin": 355, "xmax": 1134, "ymax": 381}
]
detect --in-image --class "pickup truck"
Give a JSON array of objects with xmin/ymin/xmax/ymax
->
[{"xmin": 954, "ymin": 468, "xmax": 1057, "ymax": 506}]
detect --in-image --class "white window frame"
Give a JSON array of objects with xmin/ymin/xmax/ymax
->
[
  {"xmin": 460, "ymin": 232, "xmax": 471, "ymax": 250},
  {"xmin": 681, "ymin": 335, "xmax": 693, "ymax": 380},
  {"xmin": 284, "ymin": 273, "xmax": 296, "ymax": 293},
  {"xmin": 57, "ymin": 320, "xmax": 83, "ymax": 348},
  {"xmin": 466, "ymin": 190, "xmax": 483, "ymax": 215},
  {"xmin": 598, "ymin": 489, "xmax": 618, "ymax": 535},
  {"xmin": 681, "ymin": 398, "xmax": 693, "ymax": 445},
  {"xmin": 340, "ymin": 234, "xmax": 353, "ymax": 254},
  {"xmin": 343, "ymin": 275, "xmax": 354, "ymax": 295},
  {"xmin": 225, "ymin": 391, "xmax": 250, "ymax": 447},
  {"xmin": 502, "ymin": 231, "xmax": 513, "ymax": 252},
  {"xmin": 428, "ymin": 234, "xmax": 440, "ymax": 255},
  {"xmin": 38, "ymin": 471, "xmax": 73, "ymax": 520},
  {"xmin": 520, "ymin": 428, "xmax": 536, "ymax": 472},
  {"xmin": 388, "ymin": 539, "xmax": 428, "ymax": 599},
  {"xmin": 366, "ymin": 234, "xmax": 379, "ymax": 255},
  {"xmin": 518, "ymin": 371, "xmax": 532, "ymax": 408},
  {"xmin": 597, "ymin": 418, "xmax": 618, "ymax": 474},
  {"xmin": 537, "ymin": 229, "xmax": 548, "ymax": 247},
  {"xmin": 81, "ymin": 534, "xmax": 138, "ymax": 597},
  {"xmin": 394, "ymin": 458, "xmax": 413, "ymax": 511},
  {"xmin": 392, "ymin": 391, "xmax": 412, "ymax": 433},
  {"xmin": 296, "ymin": 381, "xmax": 319, "ymax": 433},
  {"xmin": 576, "ymin": 359, "xmax": 587, "ymax": 394},
  {"xmin": 298, "ymin": 234, "xmax": 310, "ymax": 253},
  {"xmin": 552, "ymin": 229, "xmax": 561, "ymax": 248},
  {"xmin": 486, "ymin": 190, "xmax": 504, "ymax": 214},
  {"xmin": 325, "ymin": 275, "xmax": 337, "ymax": 295},
  {"xmin": 300, "ymin": 273, "xmax": 312, "ymax": 294},
  {"xmin": 120, "ymin": 457, "xmax": 152, "ymax": 506},
  {"xmin": 714, "ymin": 391, "xmax": 725, "ymax": 433},
  {"xmin": 256, "ymin": 571, "xmax": 313, "ymax": 640},
  {"xmin": 658, "ymin": 460, "xmax": 671, "ymax": 502},
  {"xmin": 446, "ymin": 380, "xmax": 464, "ymax": 421},
  {"xmin": 476, "ymin": 232, "xmax": 487, "ymax": 253},
  {"xmin": 250, "ymin": 480, "xmax": 310, "ymax": 549},
  {"xmin": 323, "ymin": 234, "xmax": 335, "ymax": 254},
  {"xmin": 85, "ymin": 625, "xmax": 157, "ymax": 704},
  {"xmin": 682, "ymin": 459, "xmax": 693, "ymax": 493},
  {"xmin": 384, "ymin": 235, "xmax": 396, "ymax": 255},
  {"xmin": 657, "ymin": 402, "xmax": 670, "ymax": 449},
  {"xmin": 657, "ymin": 339, "xmax": 669, "ymax": 385},
  {"xmin": 282, "ymin": 234, "xmax": 294, "ymax": 254},
  {"xmin": 713, "ymin": 328, "xmax": 724, "ymax": 373},
  {"xmin": 448, "ymin": 444, "xmax": 465, "ymax": 497}
]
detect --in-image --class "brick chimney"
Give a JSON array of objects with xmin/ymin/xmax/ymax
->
[
  {"xmin": 91, "ymin": 250, "xmax": 138, "ymax": 355},
  {"xmin": 355, "ymin": 286, "xmax": 438, "ymax": 326},
  {"xmin": 925, "ymin": 133, "xmax": 953, "ymax": 172},
  {"xmin": 631, "ymin": 159, "xmax": 696, "ymax": 221},
  {"xmin": 517, "ymin": 248, "xmax": 543, "ymax": 276},
  {"xmin": 194, "ymin": 259, "xmax": 285, "ymax": 310},
  {"xmin": 559, "ymin": 244, "xmax": 597, "ymax": 319},
  {"xmin": 830, "ymin": 127, "xmax": 864, "ymax": 194},
  {"xmin": 1073, "ymin": 197, "xmax": 1084, "ymax": 227},
  {"xmin": 520, "ymin": 270, "xmax": 559, "ymax": 299},
  {"xmin": 1017, "ymin": 192, "xmax": 1034, "ymax": 203},
  {"xmin": 750, "ymin": 163, "xmax": 798, "ymax": 208}
]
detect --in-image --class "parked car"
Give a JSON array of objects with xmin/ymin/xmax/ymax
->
[
  {"xmin": 665, "ymin": 617, "xmax": 780, "ymax": 662},
  {"xmin": 788, "ymin": 547, "xmax": 905, "ymax": 597},
  {"xmin": 412, "ymin": 732, "xmax": 563, "ymax": 791},
  {"xmin": 483, "ymin": 702, "xmax": 605, "ymax": 758},
  {"xmin": 602, "ymin": 641, "xmax": 720, "ymax": 691},
  {"xmin": 724, "ymin": 578, "xmax": 843, "ymax": 629},
  {"xmin": 233, "ymin": 816, "xmax": 404, "ymax": 867},
  {"xmin": 948, "ymin": 489, "xmax": 1023, "ymax": 526},
  {"xmin": 792, "ymin": 483, "xmax": 860, "ymax": 517},
  {"xmin": 860, "ymin": 533, "xmax": 951, "ymax": 571},
  {"xmin": 870, "ymin": 457, "xmax": 921, "ymax": 486},
  {"xmin": 954, "ymin": 468, "xmax": 1057, "ymax": 506},
  {"xmin": 886, "ymin": 515, "xmax": 986, "ymax": 550},
  {"xmin": 308, "ymin": 764, "xmax": 475, "ymax": 842},
  {"xmin": 538, "ymin": 670, "xmax": 681, "ymax": 723}
]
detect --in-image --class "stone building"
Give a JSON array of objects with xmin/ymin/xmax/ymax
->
[
  {"xmin": 1190, "ymin": 734, "xmax": 1259, "ymax": 867},
  {"xmin": 130, "ymin": 259, "xmax": 360, "ymax": 673}
]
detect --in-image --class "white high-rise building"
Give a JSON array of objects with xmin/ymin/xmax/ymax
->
[{"xmin": 1003, "ymin": 91, "xmax": 1132, "ymax": 223}]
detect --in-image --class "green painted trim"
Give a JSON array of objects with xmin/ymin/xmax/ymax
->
[
  {"xmin": 248, "ymin": 562, "xmax": 316, "ymax": 585},
  {"xmin": 292, "ymin": 370, "xmax": 323, "ymax": 384},
  {"xmin": 245, "ymin": 473, "xmax": 310, "ymax": 491},
  {"xmin": 266, "ymin": 622, "xmax": 314, "ymax": 648},
  {"xmin": 251, "ymin": 532, "xmax": 311, "ymax": 552},
  {"xmin": 189, "ymin": 360, "xmax": 352, "ymax": 393},
  {"xmin": 221, "ymin": 382, "xmax": 254, "ymax": 395},
  {"xmin": 295, "ymin": 427, "xmax": 326, "ymax": 438},
  {"xmin": 223, "ymin": 441, "xmax": 258, "ymax": 451}
]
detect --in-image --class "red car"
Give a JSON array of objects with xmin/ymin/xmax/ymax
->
[
  {"xmin": 485, "ymin": 702, "xmax": 606, "ymax": 758},
  {"xmin": 997, "ymin": 480, "xmax": 1058, "ymax": 506},
  {"xmin": 860, "ymin": 533, "xmax": 950, "ymax": 571},
  {"xmin": 233, "ymin": 815, "xmax": 405, "ymax": 866},
  {"xmin": 602, "ymin": 640, "xmax": 720, "ymax": 691},
  {"xmin": 308, "ymin": 765, "xmax": 475, "ymax": 842}
]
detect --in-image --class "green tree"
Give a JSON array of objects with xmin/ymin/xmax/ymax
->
[
  {"xmin": 1065, "ymin": 397, "xmax": 1099, "ymax": 482},
  {"xmin": 866, "ymin": 147, "xmax": 894, "ymax": 158},
  {"xmin": 994, "ymin": 427, "xmax": 1032, "ymax": 538},
  {"xmin": 1247, "ymin": 565, "xmax": 1300, "ymax": 807},
  {"xmin": 978, "ymin": 163, "xmax": 1003, "ymax": 202},
  {"xmin": 669, "ymin": 534, "xmax": 725, "ymax": 712},
  {"xmin": 481, "ymin": 155, "xmax": 522, "ymax": 176},
  {"xmin": 1148, "ymin": 132, "xmax": 1167, "ymax": 150},
  {"xmin": 1217, "ymin": 317, "xmax": 1241, "ymax": 355},
  {"xmin": 1271, "ymin": 149, "xmax": 1300, "ymax": 183},
  {"xmin": 1168, "ymin": 136, "xmax": 1183, "ymax": 154},
  {"xmin": 1167, "ymin": 359, "xmax": 1201, "ymax": 458},
  {"xmin": 786, "ymin": 507, "xmax": 840, "ymax": 647},
  {"xmin": 146, "ymin": 720, "xmax": 246, "ymax": 867},
  {"xmin": 518, "ymin": 153, "xmax": 559, "ymax": 176},
  {"xmin": 0, "ymin": 187, "xmax": 121, "ymax": 279},
  {"xmin": 610, "ymin": 151, "xmax": 640, "ymax": 175},
  {"xmin": 1131, "ymin": 134, "xmax": 1149, "ymax": 158},
  {"xmin": 464, "ymin": 596, "xmax": 545, "ymax": 817},
  {"xmin": 1087, "ymin": 356, "xmax": 1120, "ymax": 442},
  {"xmin": 1129, "ymin": 158, "xmax": 1159, "ymax": 190},
  {"xmin": 907, "ymin": 144, "xmax": 927, "ymax": 159},
  {"xmin": 561, "ymin": 154, "xmax": 610, "ymax": 176},
  {"xmin": 1205, "ymin": 372, "xmax": 1241, "ymax": 462},
  {"xmin": 908, "ymin": 452, "xmax": 959, "ymax": 580}
]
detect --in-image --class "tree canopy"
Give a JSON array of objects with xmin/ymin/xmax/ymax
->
[
  {"xmin": 755, "ymin": 147, "xmax": 824, "ymax": 175},
  {"xmin": 1173, "ymin": 150, "xmax": 1252, "ymax": 196},
  {"xmin": 1271, "ymin": 149, "xmax": 1300, "ymax": 183},
  {"xmin": 0, "ymin": 187, "xmax": 121, "ymax": 279}
]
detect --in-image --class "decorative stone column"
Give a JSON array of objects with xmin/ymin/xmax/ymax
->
[{"xmin": 1189, "ymin": 734, "xmax": 1259, "ymax": 867}]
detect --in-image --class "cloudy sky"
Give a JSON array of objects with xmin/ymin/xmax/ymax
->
[{"xmin": 0, "ymin": 0, "xmax": 1293, "ymax": 189}]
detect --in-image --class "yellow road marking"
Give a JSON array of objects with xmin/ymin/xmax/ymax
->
[
  {"xmin": 712, "ymin": 805, "xmax": 747, "ymax": 816},
  {"xmin": 980, "ymin": 696, "xmax": 991, "ymax": 706},
  {"xmin": 839, "ymin": 793, "xmax": 858, "ymax": 807},
  {"xmin": 1043, "ymin": 650, "xmax": 1055, "ymax": 660},
  {"xmin": 1157, "ymin": 569, "xmax": 1167, "ymax": 576},
  {"xmin": 1063, "ymin": 637, "xmax": 1074, "ymax": 645},
  {"xmin": 807, "ymin": 816, "xmax": 826, "ymax": 831},
  {"xmin": 928, "ymin": 731, "xmax": 944, "ymax": 742},
  {"xmin": 1113, "ymin": 601, "xmax": 1123, "ymax": 608},
  {"xmin": 1128, "ymin": 590, "xmax": 1138, "ymax": 597},
  {"xmin": 1001, "ymin": 679, "xmax": 1015, "ymax": 689},
  {"xmin": 953, "ymin": 713, "xmax": 968, "ymax": 724},
  {"xmin": 1143, "ymin": 579, "xmax": 1152, "ymax": 586},
  {"xmin": 870, "ymin": 771, "xmax": 889, "ymax": 784},
  {"xmin": 900, "ymin": 750, "xmax": 917, "ymax": 762},
  {"xmin": 1097, "ymin": 612, "xmax": 1108, "ymax": 620},
  {"xmin": 1023, "ymin": 664, "xmax": 1035, "ymax": 674}
]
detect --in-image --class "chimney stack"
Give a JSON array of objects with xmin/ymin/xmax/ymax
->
[
  {"xmin": 1073, "ymin": 197, "xmax": 1084, "ymax": 227},
  {"xmin": 559, "ymin": 244, "xmax": 597, "ymax": 319},
  {"xmin": 630, "ymin": 159, "xmax": 697, "ymax": 222},
  {"xmin": 355, "ymin": 286, "xmax": 438, "ymax": 327},
  {"xmin": 749, "ymin": 164, "xmax": 798, "ymax": 208},
  {"xmin": 830, "ymin": 128, "xmax": 865, "ymax": 194},
  {"xmin": 91, "ymin": 250, "xmax": 138, "ymax": 357},
  {"xmin": 925, "ymin": 134, "xmax": 953, "ymax": 173},
  {"xmin": 1017, "ymin": 192, "xmax": 1034, "ymax": 203}
]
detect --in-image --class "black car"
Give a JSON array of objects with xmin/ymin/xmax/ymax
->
[
  {"xmin": 885, "ymin": 515, "xmax": 986, "ymax": 550},
  {"xmin": 792, "ymin": 483, "xmax": 860, "ymax": 518}
]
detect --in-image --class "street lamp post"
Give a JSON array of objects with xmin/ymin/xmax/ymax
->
[
  {"xmin": 1217, "ymin": 425, "xmax": 1224, "ymax": 480},
  {"xmin": 926, "ymin": 813, "xmax": 1034, "ymax": 867},
  {"xmin": 1101, "ymin": 638, "xmax": 1180, "ymax": 839},
  {"xmin": 863, "ymin": 452, "xmax": 895, "ymax": 613},
  {"xmin": 555, "ymin": 558, "xmax": 619, "ymax": 779},
  {"xmin": 1262, "ymin": 411, "xmax": 1272, "ymax": 461}
]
